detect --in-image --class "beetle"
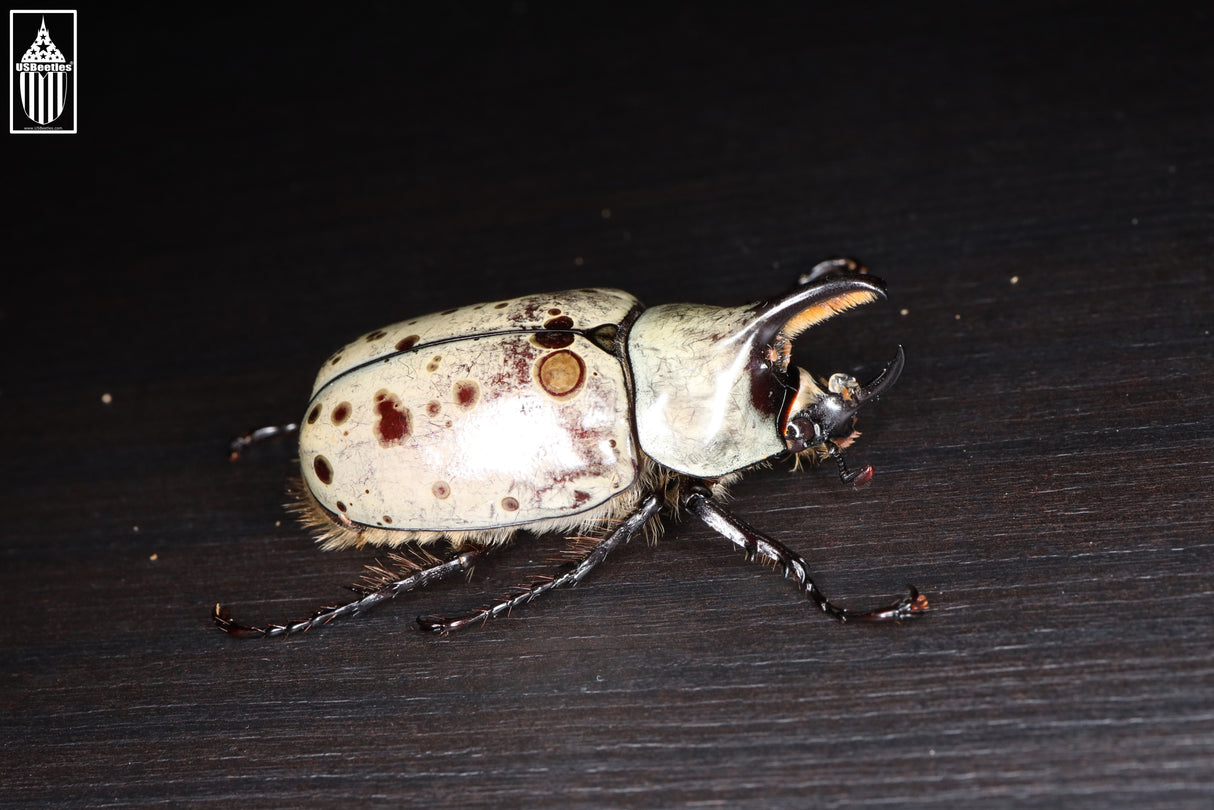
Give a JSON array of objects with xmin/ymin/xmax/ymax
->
[{"xmin": 214, "ymin": 258, "xmax": 928, "ymax": 637}]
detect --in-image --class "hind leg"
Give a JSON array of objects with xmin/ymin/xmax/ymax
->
[
  {"xmin": 214, "ymin": 547, "xmax": 486, "ymax": 638},
  {"xmin": 417, "ymin": 494, "xmax": 662, "ymax": 634}
]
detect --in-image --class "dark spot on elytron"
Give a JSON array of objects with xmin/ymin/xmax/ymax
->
[
  {"xmin": 534, "ymin": 331, "xmax": 575, "ymax": 349},
  {"xmin": 494, "ymin": 302, "xmax": 508, "ymax": 309},
  {"xmin": 432, "ymin": 481, "xmax": 451, "ymax": 500},
  {"xmin": 336, "ymin": 501, "xmax": 347, "ymax": 513},
  {"xmin": 501, "ymin": 496, "xmax": 519, "ymax": 512},
  {"xmin": 332, "ymin": 401, "xmax": 351, "ymax": 425},
  {"xmin": 441, "ymin": 308, "xmax": 458, "ymax": 315},
  {"xmin": 548, "ymin": 308, "xmax": 562, "ymax": 316},
  {"xmin": 330, "ymin": 354, "xmax": 343, "ymax": 366},
  {"xmin": 307, "ymin": 403, "xmax": 322, "ymax": 424},
  {"xmin": 426, "ymin": 400, "xmax": 441, "ymax": 417},
  {"xmin": 365, "ymin": 330, "xmax": 387, "ymax": 342},
  {"xmin": 426, "ymin": 355, "xmax": 441, "ymax": 372},
  {"xmin": 313, "ymin": 455, "xmax": 333, "ymax": 485},
  {"xmin": 572, "ymin": 490, "xmax": 592, "ymax": 507},
  {"xmin": 454, "ymin": 380, "xmax": 480, "ymax": 410},
  {"xmin": 534, "ymin": 315, "xmax": 576, "ymax": 348},
  {"xmin": 395, "ymin": 334, "xmax": 420, "ymax": 351},
  {"xmin": 373, "ymin": 389, "xmax": 412, "ymax": 446},
  {"xmin": 383, "ymin": 515, "xmax": 392, "ymax": 524},
  {"xmin": 536, "ymin": 349, "xmax": 586, "ymax": 397}
]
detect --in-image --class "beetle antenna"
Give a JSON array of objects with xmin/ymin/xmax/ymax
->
[
  {"xmin": 229, "ymin": 423, "xmax": 299, "ymax": 461},
  {"xmin": 682, "ymin": 488, "xmax": 927, "ymax": 622},
  {"xmin": 417, "ymin": 495, "xmax": 662, "ymax": 634},
  {"xmin": 213, "ymin": 548, "xmax": 485, "ymax": 638}
]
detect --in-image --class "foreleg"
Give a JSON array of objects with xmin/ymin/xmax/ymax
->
[{"xmin": 683, "ymin": 489, "xmax": 927, "ymax": 622}]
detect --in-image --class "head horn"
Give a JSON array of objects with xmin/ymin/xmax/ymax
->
[
  {"xmin": 795, "ymin": 345, "xmax": 905, "ymax": 452},
  {"xmin": 856, "ymin": 344, "xmax": 905, "ymax": 405}
]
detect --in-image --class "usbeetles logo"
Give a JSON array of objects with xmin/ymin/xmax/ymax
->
[{"xmin": 10, "ymin": 10, "xmax": 76, "ymax": 134}]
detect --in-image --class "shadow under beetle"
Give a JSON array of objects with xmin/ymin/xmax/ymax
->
[{"xmin": 215, "ymin": 258, "xmax": 929, "ymax": 637}]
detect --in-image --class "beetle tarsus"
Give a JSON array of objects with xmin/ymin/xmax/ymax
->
[
  {"xmin": 415, "ymin": 495, "xmax": 663, "ymax": 634},
  {"xmin": 229, "ymin": 423, "xmax": 299, "ymax": 461},
  {"xmin": 830, "ymin": 444, "xmax": 874, "ymax": 488},
  {"xmin": 846, "ymin": 586, "xmax": 930, "ymax": 622},
  {"xmin": 682, "ymin": 489, "xmax": 927, "ymax": 623},
  {"xmin": 798, "ymin": 257, "xmax": 867, "ymax": 285},
  {"xmin": 417, "ymin": 579, "xmax": 548, "ymax": 634},
  {"xmin": 213, "ymin": 547, "xmax": 484, "ymax": 638}
]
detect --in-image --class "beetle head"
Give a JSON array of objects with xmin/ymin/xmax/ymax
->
[
  {"xmin": 629, "ymin": 267, "xmax": 900, "ymax": 480},
  {"xmin": 754, "ymin": 272, "xmax": 902, "ymax": 482},
  {"xmin": 782, "ymin": 345, "xmax": 904, "ymax": 483}
]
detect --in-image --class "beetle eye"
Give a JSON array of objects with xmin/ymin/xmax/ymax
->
[{"xmin": 783, "ymin": 415, "xmax": 819, "ymax": 454}]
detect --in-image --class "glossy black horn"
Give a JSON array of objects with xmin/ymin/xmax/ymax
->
[
  {"xmin": 802, "ymin": 345, "xmax": 905, "ymax": 443},
  {"xmin": 856, "ymin": 345, "xmax": 905, "ymax": 405},
  {"xmin": 746, "ymin": 276, "xmax": 888, "ymax": 356}
]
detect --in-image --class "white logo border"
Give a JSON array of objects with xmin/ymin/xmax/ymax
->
[{"xmin": 10, "ymin": 8, "xmax": 77, "ymax": 134}]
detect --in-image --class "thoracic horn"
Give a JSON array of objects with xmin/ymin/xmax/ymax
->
[{"xmin": 745, "ymin": 275, "xmax": 888, "ymax": 359}]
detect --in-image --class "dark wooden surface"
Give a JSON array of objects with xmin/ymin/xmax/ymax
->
[{"xmin": 3, "ymin": 4, "xmax": 1211, "ymax": 807}]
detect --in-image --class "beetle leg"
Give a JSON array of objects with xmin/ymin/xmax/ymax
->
[
  {"xmin": 228, "ymin": 422, "xmax": 299, "ymax": 461},
  {"xmin": 213, "ymin": 547, "xmax": 486, "ymax": 638},
  {"xmin": 797, "ymin": 256, "xmax": 867, "ymax": 285},
  {"xmin": 682, "ymin": 488, "xmax": 927, "ymax": 622},
  {"xmin": 828, "ymin": 442, "xmax": 875, "ymax": 487},
  {"xmin": 417, "ymin": 494, "xmax": 663, "ymax": 634}
]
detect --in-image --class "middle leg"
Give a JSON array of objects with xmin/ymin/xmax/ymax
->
[{"xmin": 417, "ymin": 493, "xmax": 662, "ymax": 634}]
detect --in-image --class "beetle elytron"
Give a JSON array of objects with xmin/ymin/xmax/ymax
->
[{"xmin": 215, "ymin": 258, "xmax": 928, "ymax": 637}]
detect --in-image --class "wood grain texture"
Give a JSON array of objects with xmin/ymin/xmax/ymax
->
[{"xmin": 2, "ymin": 3, "xmax": 1211, "ymax": 808}]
